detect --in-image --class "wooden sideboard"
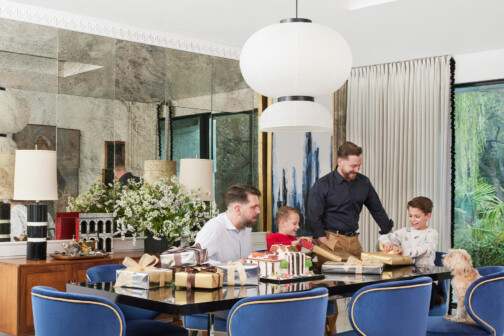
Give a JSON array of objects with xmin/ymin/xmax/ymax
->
[{"xmin": 0, "ymin": 251, "xmax": 144, "ymax": 336}]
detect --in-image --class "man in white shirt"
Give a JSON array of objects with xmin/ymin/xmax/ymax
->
[{"xmin": 195, "ymin": 184, "xmax": 261, "ymax": 264}]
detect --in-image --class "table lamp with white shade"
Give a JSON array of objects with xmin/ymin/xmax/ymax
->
[
  {"xmin": 14, "ymin": 150, "xmax": 58, "ymax": 260},
  {"xmin": 179, "ymin": 158, "xmax": 214, "ymax": 201}
]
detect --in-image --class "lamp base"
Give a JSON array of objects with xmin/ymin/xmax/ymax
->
[
  {"xmin": 0, "ymin": 203, "xmax": 10, "ymax": 242},
  {"xmin": 26, "ymin": 203, "xmax": 48, "ymax": 260}
]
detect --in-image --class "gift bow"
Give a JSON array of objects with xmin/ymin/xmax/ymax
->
[
  {"xmin": 162, "ymin": 243, "xmax": 208, "ymax": 266},
  {"xmin": 184, "ymin": 264, "xmax": 218, "ymax": 291},
  {"xmin": 114, "ymin": 253, "xmax": 165, "ymax": 288},
  {"xmin": 226, "ymin": 262, "xmax": 247, "ymax": 286}
]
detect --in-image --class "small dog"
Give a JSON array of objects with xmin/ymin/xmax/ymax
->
[{"xmin": 442, "ymin": 249, "xmax": 481, "ymax": 325}]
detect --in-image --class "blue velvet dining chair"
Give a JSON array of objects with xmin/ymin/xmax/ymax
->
[
  {"xmin": 32, "ymin": 286, "xmax": 188, "ymax": 336},
  {"xmin": 336, "ymin": 276, "xmax": 433, "ymax": 336},
  {"xmin": 227, "ymin": 287, "xmax": 328, "ymax": 336},
  {"xmin": 430, "ymin": 251, "xmax": 450, "ymax": 316},
  {"xmin": 426, "ymin": 266, "xmax": 504, "ymax": 336}
]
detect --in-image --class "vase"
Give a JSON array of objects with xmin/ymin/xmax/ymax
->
[{"xmin": 143, "ymin": 232, "xmax": 177, "ymax": 254}]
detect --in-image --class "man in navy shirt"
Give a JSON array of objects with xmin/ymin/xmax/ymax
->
[{"xmin": 307, "ymin": 141, "xmax": 393, "ymax": 258}]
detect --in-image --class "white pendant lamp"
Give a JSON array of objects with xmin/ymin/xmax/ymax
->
[{"xmin": 240, "ymin": 2, "xmax": 352, "ymax": 132}]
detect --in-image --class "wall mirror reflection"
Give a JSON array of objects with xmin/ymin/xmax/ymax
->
[{"xmin": 0, "ymin": 17, "xmax": 256, "ymax": 244}]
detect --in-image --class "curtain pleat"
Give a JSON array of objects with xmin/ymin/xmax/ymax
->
[{"xmin": 347, "ymin": 56, "xmax": 452, "ymax": 252}]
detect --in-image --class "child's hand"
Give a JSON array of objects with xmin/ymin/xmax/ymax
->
[
  {"xmin": 383, "ymin": 243, "xmax": 394, "ymax": 253},
  {"xmin": 300, "ymin": 236, "xmax": 313, "ymax": 243},
  {"xmin": 392, "ymin": 246, "xmax": 404, "ymax": 255}
]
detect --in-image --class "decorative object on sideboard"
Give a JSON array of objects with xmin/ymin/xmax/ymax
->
[
  {"xmin": 179, "ymin": 158, "xmax": 214, "ymax": 201},
  {"xmin": 0, "ymin": 87, "xmax": 30, "ymax": 153},
  {"xmin": 143, "ymin": 159, "xmax": 176, "ymax": 186},
  {"xmin": 78, "ymin": 213, "xmax": 115, "ymax": 253},
  {"xmin": 239, "ymin": 0, "xmax": 352, "ymax": 132},
  {"xmin": 0, "ymin": 150, "xmax": 15, "ymax": 242},
  {"xmin": 13, "ymin": 149, "xmax": 58, "ymax": 260}
]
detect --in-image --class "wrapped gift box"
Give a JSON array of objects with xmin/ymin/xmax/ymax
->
[
  {"xmin": 321, "ymin": 261, "xmax": 383, "ymax": 275},
  {"xmin": 115, "ymin": 286, "xmax": 173, "ymax": 301},
  {"xmin": 216, "ymin": 263, "xmax": 259, "ymax": 286},
  {"xmin": 361, "ymin": 252, "xmax": 413, "ymax": 266},
  {"xmin": 115, "ymin": 268, "xmax": 172, "ymax": 289},
  {"xmin": 161, "ymin": 244, "xmax": 208, "ymax": 268},
  {"xmin": 174, "ymin": 288, "xmax": 223, "ymax": 304},
  {"xmin": 175, "ymin": 266, "xmax": 223, "ymax": 289}
]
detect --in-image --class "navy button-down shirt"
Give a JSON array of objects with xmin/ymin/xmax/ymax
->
[{"xmin": 307, "ymin": 168, "xmax": 393, "ymax": 239}]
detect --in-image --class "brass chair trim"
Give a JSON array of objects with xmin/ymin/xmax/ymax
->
[
  {"xmin": 350, "ymin": 282, "xmax": 432, "ymax": 336},
  {"xmin": 467, "ymin": 275, "xmax": 504, "ymax": 336},
  {"xmin": 32, "ymin": 292, "xmax": 124, "ymax": 336},
  {"xmin": 227, "ymin": 293, "xmax": 328, "ymax": 336}
]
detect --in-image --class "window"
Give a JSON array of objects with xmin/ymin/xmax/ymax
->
[
  {"xmin": 453, "ymin": 80, "xmax": 504, "ymax": 266},
  {"xmin": 171, "ymin": 110, "xmax": 258, "ymax": 214}
]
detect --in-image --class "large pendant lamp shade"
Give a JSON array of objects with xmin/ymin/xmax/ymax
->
[
  {"xmin": 240, "ymin": 20, "xmax": 352, "ymax": 99},
  {"xmin": 240, "ymin": 17, "xmax": 352, "ymax": 133},
  {"xmin": 260, "ymin": 99, "xmax": 333, "ymax": 132}
]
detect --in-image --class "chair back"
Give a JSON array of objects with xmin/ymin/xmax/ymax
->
[
  {"xmin": 466, "ymin": 266, "xmax": 504, "ymax": 336},
  {"xmin": 348, "ymin": 276, "xmax": 432, "ymax": 336},
  {"xmin": 429, "ymin": 251, "xmax": 449, "ymax": 316},
  {"xmin": 32, "ymin": 286, "xmax": 125, "ymax": 336},
  {"xmin": 86, "ymin": 264, "xmax": 160, "ymax": 320},
  {"xmin": 227, "ymin": 287, "xmax": 328, "ymax": 336}
]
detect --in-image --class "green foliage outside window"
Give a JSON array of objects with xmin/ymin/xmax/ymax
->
[{"xmin": 454, "ymin": 83, "xmax": 504, "ymax": 266}]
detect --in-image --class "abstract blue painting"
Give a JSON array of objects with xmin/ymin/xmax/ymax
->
[{"xmin": 272, "ymin": 132, "xmax": 332, "ymax": 235}]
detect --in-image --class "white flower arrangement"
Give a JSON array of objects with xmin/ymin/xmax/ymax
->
[
  {"xmin": 67, "ymin": 178, "xmax": 121, "ymax": 213},
  {"xmin": 114, "ymin": 176, "xmax": 217, "ymax": 245}
]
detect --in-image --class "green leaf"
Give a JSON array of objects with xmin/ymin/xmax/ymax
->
[{"xmin": 280, "ymin": 260, "xmax": 288, "ymax": 269}]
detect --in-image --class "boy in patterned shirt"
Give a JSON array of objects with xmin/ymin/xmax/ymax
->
[{"xmin": 379, "ymin": 196, "xmax": 438, "ymax": 266}]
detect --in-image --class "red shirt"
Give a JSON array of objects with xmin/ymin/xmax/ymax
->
[{"xmin": 266, "ymin": 232, "xmax": 301, "ymax": 251}]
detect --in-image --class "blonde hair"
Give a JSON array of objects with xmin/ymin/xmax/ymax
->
[{"xmin": 276, "ymin": 206, "xmax": 300, "ymax": 225}]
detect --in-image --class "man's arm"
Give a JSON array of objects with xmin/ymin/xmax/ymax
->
[
  {"xmin": 306, "ymin": 181, "xmax": 327, "ymax": 240},
  {"xmin": 364, "ymin": 184, "xmax": 393, "ymax": 234},
  {"xmin": 194, "ymin": 221, "xmax": 221, "ymax": 264}
]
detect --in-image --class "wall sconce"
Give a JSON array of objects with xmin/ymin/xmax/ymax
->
[{"xmin": 14, "ymin": 149, "xmax": 58, "ymax": 260}]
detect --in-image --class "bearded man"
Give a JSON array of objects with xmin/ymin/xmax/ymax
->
[
  {"xmin": 195, "ymin": 184, "xmax": 261, "ymax": 264},
  {"xmin": 307, "ymin": 141, "xmax": 393, "ymax": 258}
]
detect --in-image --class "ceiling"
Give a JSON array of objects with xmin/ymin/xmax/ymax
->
[{"xmin": 5, "ymin": 0, "xmax": 504, "ymax": 66}]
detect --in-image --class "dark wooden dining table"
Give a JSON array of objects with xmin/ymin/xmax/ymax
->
[{"xmin": 66, "ymin": 265, "xmax": 451, "ymax": 317}]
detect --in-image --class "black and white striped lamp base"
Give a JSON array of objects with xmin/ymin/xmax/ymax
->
[
  {"xmin": 0, "ymin": 203, "xmax": 10, "ymax": 242},
  {"xmin": 27, "ymin": 203, "xmax": 47, "ymax": 260}
]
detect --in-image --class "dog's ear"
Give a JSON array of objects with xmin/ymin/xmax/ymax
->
[{"xmin": 462, "ymin": 251, "xmax": 473, "ymax": 273}]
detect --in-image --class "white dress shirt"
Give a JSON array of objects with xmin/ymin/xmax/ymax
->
[{"xmin": 195, "ymin": 212, "xmax": 252, "ymax": 264}]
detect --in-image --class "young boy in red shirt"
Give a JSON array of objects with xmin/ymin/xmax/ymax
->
[{"xmin": 266, "ymin": 206, "xmax": 313, "ymax": 251}]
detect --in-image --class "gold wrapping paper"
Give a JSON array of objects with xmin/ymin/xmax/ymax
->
[
  {"xmin": 312, "ymin": 245, "xmax": 346, "ymax": 262},
  {"xmin": 174, "ymin": 289, "xmax": 223, "ymax": 304},
  {"xmin": 381, "ymin": 266, "xmax": 414, "ymax": 279},
  {"xmin": 114, "ymin": 254, "xmax": 172, "ymax": 289},
  {"xmin": 361, "ymin": 252, "xmax": 413, "ymax": 265},
  {"xmin": 175, "ymin": 269, "xmax": 223, "ymax": 289}
]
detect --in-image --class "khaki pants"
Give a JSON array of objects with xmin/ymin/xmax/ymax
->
[{"xmin": 324, "ymin": 230, "xmax": 363, "ymax": 259}]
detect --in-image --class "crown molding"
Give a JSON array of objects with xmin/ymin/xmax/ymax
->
[{"xmin": 0, "ymin": 1, "xmax": 241, "ymax": 59}]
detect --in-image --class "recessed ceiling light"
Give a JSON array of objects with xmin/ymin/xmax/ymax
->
[{"xmin": 331, "ymin": 0, "xmax": 398, "ymax": 10}]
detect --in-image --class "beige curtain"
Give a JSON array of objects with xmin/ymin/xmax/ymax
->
[{"xmin": 346, "ymin": 56, "xmax": 453, "ymax": 252}]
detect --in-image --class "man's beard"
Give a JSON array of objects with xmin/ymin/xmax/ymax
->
[
  {"xmin": 342, "ymin": 171, "xmax": 357, "ymax": 181},
  {"xmin": 243, "ymin": 218, "xmax": 257, "ymax": 228}
]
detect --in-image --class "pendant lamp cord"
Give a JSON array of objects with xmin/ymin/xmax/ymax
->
[{"xmin": 296, "ymin": 0, "xmax": 298, "ymax": 18}]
